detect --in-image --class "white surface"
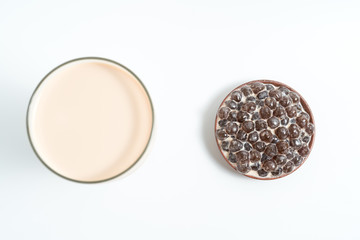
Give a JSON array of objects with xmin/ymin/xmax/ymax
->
[{"xmin": 0, "ymin": 0, "xmax": 359, "ymax": 239}]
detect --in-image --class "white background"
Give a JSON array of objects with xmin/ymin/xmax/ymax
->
[{"xmin": 1, "ymin": 0, "xmax": 360, "ymax": 239}]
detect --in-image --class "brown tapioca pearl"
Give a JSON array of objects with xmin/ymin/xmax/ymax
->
[
  {"xmin": 281, "ymin": 117, "xmax": 289, "ymax": 126},
  {"xmin": 296, "ymin": 114, "xmax": 308, "ymax": 128},
  {"xmin": 276, "ymin": 141, "xmax": 289, "ymax": 154},
  {"xmin": 257, "ymin": 169, "xmax": 268, "ymax": 177},
  {"xmin": 237, "ymin": 164, "xmax": 250, "ymax": 174},
  {"xmin": 231, "ymin": 91, "xmax": 242, "ymax": 102},
  {"xmin": 236, "ymin": 130, "xmax": 247, "ymax": 141},
  {"xmin": 237, "ymin": 111, "xmax": 250, "ymax": 123},
  {"xmin": 271, "ymin": 135, "xmax": 279, "ymax": 144},
  {"xmin": 286, "ymin": 106, "xmax": 297, "ymax": 118},
  {"xmin": 265, "ymin": 97, "xmax": 277, "ymax": 109},
  {"xmin": 265, "ymin": 144, "xmax": 278, "ymax": 157},
  {"xmin": 227, "ymin": 111, "xmax": 238, "ymax": 121},
  {"xmin": 273, "ymin": 106, "xmax": 286, "ymax": 119},
  {"xmin": 225, "ymin": 100, "xmax": 237, "ymax": 109},
  {"xmin": 275, "ymin": 127, "xmax": 289, "ymax": 140},
  {"xmin": 218, "ymin": 107, "xmax": 230, "ymax": 119},
  {"xmin": 278, "ymin": 86, "xmax": 290, "ymax": 95},
  {"xmin": 228, "ymin": 152, "xmax": 237, "ymax": 163},
  {"xmin": 263, "ymin": 160, "xmax": 277, "ymax": 172},
  {"xmin": 229, "ymin": 140, "xmax": 243, "ymax": 152},
  {"xmin": 279, "ymin": 95, "xmax": 292, "ymax": 107},
  {"xmin": 251, "ymin": 162, "xmax": 260, "ymax": 171},
  {"xmin": 273, "ymin": 155, "xmax": 287, "ymax": 166},
  {"xmin": 269, "ymin": 89, "xmax": 282, "ymax": 101},
  {"xmin": 300, "ymin": 112, "xmax": 310, "ymax": 120},
  {"xmin": 237, "ymin": 102, "xmax": 244, "ymax": 110},
  {"xmin": 271, "ymin": 168, "xmax": 283, "ymax": 177},
  {"xmin": 242, "ymin": 102, "xmax": 256, "ymax": 113},
  {"xmin": 242, "ymin": 121, "xmax": 254, "ymax": 133},
  {"xmin": 283, "ymin": 161, "xmax": 294, "ymax": 173},
  {"xmin": 305, "ymin": 122, "xmax": 315, "ymax": 135},
  {"xmin": 217, "ymin": 129, "xmax": 229, "ymax": 140},
  {"xmin": 267, "ymin": 116, "xmax": 280, "ymax": 129},
  {"xmin": 226, "ymin": 122, "xmax": 239, "ymax": 135},
  {"xmin": 257, "ymin": 91, "xmax": 268, "ymax": 100},
  {"xmin": 260, "ymin": 130, "xmax": 273, "ymax": 143},
  {"xmin": 289, "ymin": 124, "xmax": 300, "ymax": 138},
  {"xmin": 266, "ymin": 84, "xmax": 275, "ymax": 90},
  {"xmin": 261, "ymin": 153, "xmax": 272, "ymax": 162},
  {"xmin": 255, "ymin": 120, "xmax": 267, "ymax": 131},
  {"xmin": 302, "ymin": 136, "xmax": 310, "ymax": 143},
  {"xmin": 254, "ymin": 141, "xmax": 266, "ymax": 152},
  {"xmin": 246, "ymin": 96, "xmax": 256, "ymax": 102},
  {"xmin": 259, "ymin": 106, "xmax": 271, "ymax": 119},
  {"xmin": 292, "ymin": 155, "xmax": 303, "ymax": 166},
  {"xmin": 236, "ymin": 150, "xmax": 249, "ymax": 162},
  {"xmin": 244, "ymin": 143, "xmax": 252, "ymax": 151},
  {"xmin": 298, "ymin": 145, "xmax": 310, "ymax": 156},
  {"xmin": 221, "ymin": 141, "xmax": 229, "ymax": 151},
  {"xmin": 289, "ymin": 138, "xmax": 302, "ymax": 150},
  {"xmin": 218, "ymin": 119, "xmax": 228, "ymax": 128},
  {"xmin": 286, "ymin": 148, "xmax": 295, "ymax": 159},
  {"xmin": 251, "ymin": 112, "xmax": 260, "ymax": 120},
  {"xmin": 250, "ymin": 150, "xmax": 261, "ymax": 163},
  {"xmin": 250, "ymin": 82, "xmax": 265, "ymax": 94},
  {"xmin": 241, "ymin": 86, "xmax": 252, "ymax": 96},
  {"xmin": 248, "ymin": 132, "xmax": 259, "ymax": 143},
  {"xmin": 289, "ymin": 92, "xmax": 300, "ymax": 103}
]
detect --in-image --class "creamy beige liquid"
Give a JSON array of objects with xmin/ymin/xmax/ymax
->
[{"xmin": 28, "ymin": 58, "xmax": 153, "ymax": 182}]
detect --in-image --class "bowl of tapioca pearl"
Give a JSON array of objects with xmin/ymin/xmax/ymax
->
[{"xmin": 215, "ymin": 80, "xmax": 315, "ymax": 180}]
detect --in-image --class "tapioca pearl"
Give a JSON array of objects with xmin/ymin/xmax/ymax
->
[
  {"xmin": 281, "ymin": 117, "xmax": 289, "ymax": 126},
  {"xmin": 292, "ymin": 155, "xmax": 303, "ymax": 166},
  {"xmin": 289, "ymin": 92, "xmax": 300, "ymax": 103},
  {"xmin": 242, "ymin": 121, "xmax": 254, "ymax": 133},
  {"xmin": 302, "ymin": 136, "xmax": 310, "ymax": 143},
  {"xmin": 250, "ymin": 82, "xmax": 265, "ymax": 94},
  {"xmin": 298, "ymin": 145, "xmax": 310, "ymax": 156},
  {"xmin": 271, "ymin": 135, "xmax": 279, "ymax": 144},
  {"xmin": 231, "ymin": 91, "xmax": 242, "ymax": 102},
  {"xmin": 273, "ymin": 106, "xmax": 286, "ymax": 119},
  {"xmin": 218, "ymin": 107, "xmax": 230, "ymax": 119},
  {"xmin": 227, "ymin": 111, "xmax": 238, "ymax": 121},
  {"xmin": 229, "ymin": 140, "xmax": 242, "ymax": 152},
  {"xmin": 246, "ymin": 96, "xmax": 256, "ymax": 102},
  {"xmin": 237, "ymin": 102, "xmax": 244, "ymax": 110},
  {"xmin": 275, "ymin": 127, "xmax": 289, "ymax": 140},
  {"xmin": 257, "ymin": 169, "xmax": 269, "ymax": 177},
  {"xmin": 276, "ymin": 141, "xmax": 289, "ymax": 154},
  {"xmin": 218, "ymin": 119, "xmax": 228, "ymax": 128},
  {"xmin": 228, "ymin": 152, "xmax": 237, "ymax": 163},
  {"xmin": 273, "ymin": 155, "xmax": 287, "ymax": 166},
  {"xmin": 254, "ymin": 141, "xmax": 266, "ymax": 152},
  {"xmin": 289, "ymin": 124, "xmax": 300, "ymax": 138},
  {"xmin": 250, "ymin": 150, "xmax": 261, "ymax": 162},
  {"xmin": 266, "ymin": 84, "xmax": 275, "ymax": 91},
  {"xmin": 259, "ymin": 106, "xmax": 271, "ymax": 119},
  {"xmin": 296, "ymin": 114, "xmax": 308, "ymax": 128},
  {"xmin": 236, "ymin": 130, "xmax": 247, "ymax": 141},
  {"xmin": 279, "ymin": 95, "xmax": 292, "ymax": 107},
  {"xmin": 286, "ymin": 148, "xmax": 295, "ymax": 159},
  {"xmin": 256, "ymin": 100, "xmax": 264, "ymax": 107},
  {"xmin": 263, "ymin": 160, "xmax": 277, "ymax": 172},
  {"xmin": 244, "ymin": 143, "xmax": 253, "ymax": 151},
  {"xmin": 248, "ymin": 132, "xmax": 259, "ymax": 143},
  {"xmin": 241, "ymin": 86, "xmax": 252, "ymax": 96},
  {"xmin": 260, "ymin": 130, "xmax": 273, "ymax": 143},
  {"xmin": 271, "ymin": 168, "xmax": 283, "ymax": 177},
  {"xmin": 251, "ymin": 112, "xmax": 260, "ymax": 120},
  {"xmin": 251, "ymin": 162, "xmax": 260, "ymax": 171},
  {"xmin": 236, "ymin": 159, "xmax": 250, "ymax": 174},
  {"xmin": 255, "ymin": 120, "xmax": 267, "ymax": 131},
  {"xmin": 216, "ymin": 129, "xmax": 229, "ymax": 140},
  {"xmin": 221, "ymin": 141, "xmax": 229, "ymax": 151},
  {"xmin": 286, "ymin": 106, "xmax": 297, "ymax": 118},
  {"xmin": 289, "ymin": 138, "xmax": 302, "ymax": 150},
  {"xmin": 265, "ymin": 144, "xmax": 278, "ymax": 157},
  {"xmin": 265, "ymin": 97, "xmax": 277, "ymax": 109},
  {"xmin": 283, "ymin": 161, "xmax": 295, "ymax": 173},
  {"xmin": 236, "ymin": 150, "xmax": 249, "ymax": 162},
  {"xmin": 278, "ymin": 86, "xmax": 290, "ymax": 95},
  {"xmin": 267, "ymin": 116, "xmax": 280, "ymax": 129},
  {"xmin": 242, "ymin": 102, "xmax": 256, "ymax": 113},
  {"xmin": 226, "ymin": 122, "xmax": 239, "ymax": 135},
  {"xmin": 237, "ymin": 111, "xmax": 250, "ymax": 123},
  {"xmin": 305, "ymin": 122, "xmax": 315, "ymax": 135},
  {"xmin": 257, "ymin": 91, "xmax": 268, "ymax": 100},
  {"xmin": 269, "ymin": 89, "xmax": 282, "ymax": 101},
  {"xmin": 261, "ymin": 153, "xmax": 272, "ymax": 162},
  {"xmin": 225, "ymin": 100, "xmax": 237, "ymax": 109}
]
